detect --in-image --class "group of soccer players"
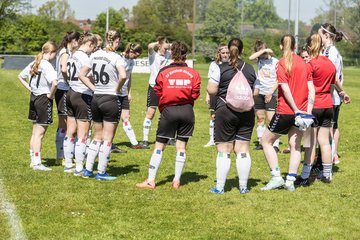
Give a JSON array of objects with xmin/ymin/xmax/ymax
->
[{"xmin": 18, "ymin": 22, "xmax": 350, "ymax": 192}]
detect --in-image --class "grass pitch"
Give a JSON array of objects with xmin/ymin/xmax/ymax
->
[{"xmin": 0, "ymin": 65, "xmax": 359, "ymax": 239}]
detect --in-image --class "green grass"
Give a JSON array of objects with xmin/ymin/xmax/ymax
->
[{"xmin": 0, "ymin": 65, "xmax": 360, "ymax": 239}]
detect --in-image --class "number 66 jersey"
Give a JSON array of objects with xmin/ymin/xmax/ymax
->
[{"xmin": 90, "ymin": 49, "xmax": 126, "ymax": 95}]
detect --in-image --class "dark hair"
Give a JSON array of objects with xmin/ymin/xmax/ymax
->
[
  {"xmin": 59, "ymin": 31, "xmax": 80, "ymax": 50},
  {"xmin": 320, "ymin": 23, "xmax": 344, "ymax": 42},
  {"xmin": 228, "ymin": 38, "xmax": 243, "ymax": 68},
  {"xmin": 157, "ymin": 36, "xmax": 169, "ymax": 45},
  {"xmin": 171, "ymin": 41, "xmax": 188, "ymax": 61},
  {"xmin": 280, "ymin": 34, "xmax": 295, "ymax": 74},
  {"xmin": 253, "ymin": 39, "xmax": 266, "ymax": 52},
  {"xmin": 124, "ymin": 42, "xmax": 142, "ymax": 58}
]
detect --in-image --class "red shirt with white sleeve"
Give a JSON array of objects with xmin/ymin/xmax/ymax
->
[
  {"xmin": 154, "ymin": 62, "xmax": 201, "ymax": 112},
  {"xmin": 276, "ymin": 53, "xmax": 311, "ymax": 114}
]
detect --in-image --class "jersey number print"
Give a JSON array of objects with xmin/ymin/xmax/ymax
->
[{"xmin": 92, "ymin": 64, "xmax": 110, "ymax": 85}]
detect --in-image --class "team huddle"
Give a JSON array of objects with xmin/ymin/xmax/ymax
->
[{"xmin": 18, "ymin": 22, "xmax": 350, "ymax": 193}]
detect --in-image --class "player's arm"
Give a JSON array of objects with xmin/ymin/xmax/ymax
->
[
  {"xmin": 148, "ymin": 42, "xmax": 158, "ymax": 55},
  {"xmin": 127, "ymin": 74, "xmax": 132, "ymax": 103},
  {"xmin": 47, "ymin": 79, "xmax": 58, "ymax": 100},
  {"xmin": 307, "ymin": 81, "xmax": 315, "ymax": 114},
  {"xmin": 115, "ymin": 65, "xmax": 127, "ymax": 94},
  {"xmin": 191, "ymin": 73, "xmax": 201, "ymax": 100},
  {"xmin": 249, "ymin": 48, "xmax": 273, "ymax": 62},
  {"xmin": 60, "ymin": 53, "xmax": 69, "ymax": 80},
  {"xmin": 79, "ymin": 66, "xmax": 95, "ymax": 92},
  {"xmin": 18, "ymin": 75, "xmax": 31, "ymax": 92}
]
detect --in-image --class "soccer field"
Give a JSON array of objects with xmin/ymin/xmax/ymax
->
[{"xmin": 0, "ymin": 65, "xmax": 359, "ymax": 239}]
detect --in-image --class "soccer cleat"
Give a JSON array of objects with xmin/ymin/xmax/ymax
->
[
  {"xmin": 96, "ymin": 172, "xmax": 117, "ymax": 181},
  {"xmin": 110, "ymin": 146, "xmax": 127, "ymax": 154},
  {"xmin": 254, "ymin": 145, "xmax": 263, "ymax": 150},
  {"xmin": 203, "ymin": 141, "xmax": 215, "ymax": 147},
  {"xmin": 172, "ymin": 180, "xmax": 181, "ymax": 189},
  {"xmin": 321, "ymin": 175, "xmax": 332, "ymax": 183},
  {"xmin": 333, "ymin": 155, "xmax": 340, "ymax": 165},
  {"xmin": 82, "ymin": 169, "xmax": 93, "ymax": 178},
  {"xmin": 131, "ymin": 143, "xmax": 149, "ymax": 149},
  {"xmin": 73, "ymin": 169, "xmax": 84, "ymax": 177},
  {"xmin": 273, "ymin": 146, "xmax": 280, "ymax": 153},
  {"xmin": 260, "ymin": 177, "xmax": 284, "ymax": 191},
  {"xmin": 294, "ymin": 177, "xmax": 310, "ymax": 186},
  {"xmin": 282, "ymin": 149, "xmax": 290, "ymax": 154},
  {"xmin": 64, "ymin": 166, "xmax": 75, "ymax": 173},
  {"xmin": 239, "ymin": 188, "xmax": 249, "ymax": 194},
  {"xmin": 33, "ymin": 164, "xmax": 52, "ymax": 171},
  {"xmin": 141, "ymin": 141, "xmax": 150, "ymax": 149},
  {"xmin": 136, "ymin": 179, "xmax": 155, "ymax": 189},
  {"xmin": 284, "ymin": 181, "xmax": 296, "ymax": 192},
  {"xmin": 209, "ymin": 187, "xmax": 224, "ymax": 194}
]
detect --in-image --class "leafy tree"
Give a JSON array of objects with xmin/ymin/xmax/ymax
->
[
  {"xmin": 119, "ymin": 7, "xmax": 130, "ymax": 21},
  {"xmin": 37, "ymin": 0, "xmax": 74, "ymax": 21},
  {"xmin": 242, "ymin": 0, "xmax": 282, "ymax": 29},
  {"xmin": 92, "ymin": 7, "xmax": 126, "ymax": 40},
  {"xmin": 0, "ymin": 0, "xmax": 28, "ymax": 25}
]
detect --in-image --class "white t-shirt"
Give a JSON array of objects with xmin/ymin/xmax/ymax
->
[
  {"xmin": 254, "ymin": 57, "xmax": 278, "ymax": 95},
  {"xmin": 148, "ymin": 51, "xmax": 171, "ymax": 87},
  {"xmin": 20, "ymin": 60, "xmax": 57, "ymax": 96},
  {"xmin": 323, "ymin": 45, "xmax": 343, "ymax": 105},
  {"xmin": 118, "ymin": 56, "xmax": 134, "ymax": 97},
  {"xmin": 55, "ymin": 48, "xmax": 70, "ymax": 91},
  {"xmin": 90, "ymin": 49, "xmax": 125, "ymax": 95},
  {"xmin": 68, "ymin": 50, "xmax": 92, "ymax": 95},
  {"xmin": 208, "ymin": 61, "xmax": 221, "ymax": 84}
]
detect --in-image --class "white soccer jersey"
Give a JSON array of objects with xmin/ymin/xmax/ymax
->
[
  {"xmin": 254, "ymin": 57, "xmax": 278, "ymax": 95},
  {"xmin": 90, "ymin": 49, "xmax": 126, "ymax": 95},
  {"xmin": 67, "ymin": 50, "xmax": 92, "ymax": 95},
  {"xmin": 118, "ymin": 57, "xmax": 134, "ymax": 96},
  {"xmin": 55, "ymin": 47, "xmax": 70, "ymax": 91},
  {"xmin": 148, "ymin": 51, "xmax": 171, "ymax": 87},
  {"xmin": 19, "ymin": 60, "xmax": 57, "ymax": 96},
  {"xmin": 323, "ymin": 45, "xmax": 343, "ymax": 105}
]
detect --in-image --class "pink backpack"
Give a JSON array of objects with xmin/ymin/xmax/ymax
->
[{"xmin": 225, "ymin": 63, "xmax": 254, "ymax": 112}]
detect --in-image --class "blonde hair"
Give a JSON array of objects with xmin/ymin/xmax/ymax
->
[
  {"xmin": 124, "ymin": 42, "xmax": 142, "ymax": 58},
  {"xmin": 306, "ymin": 33, "xmax": 322, "ymax": 58},
  {"xmin": 105, "ymin": 30, "xmax": 121, "ymax": 52},
  {"xmin": 94, "ymin": 34, "xmax": 103, "ymax": 48},
  {"xmin": 30, "ymin": 41, "xmax": 57, "ymax": 76},
  {"xmin": 214, "ymin": 43, "xmax": 227, "ymax": 64},
  {"xmin": 280, "ymin": 34, "xmax": 295, "ymax": 74},
  {"xmin": 79, "ymin": 32, "xmax": 97, "ymax": 46}
]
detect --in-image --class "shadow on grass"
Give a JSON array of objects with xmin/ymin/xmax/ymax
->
[
  {"xmin": 225, "ymin": 177, "xmax": 261, "ymax": 192},
  {"xmin": 113, "ymin": 141, "xmax": 155, "ymax": 148},
  {"xmin": 156, "ymin": 171, "xmax": 208, "ymax": 187},
  {"xmin": 44, "ymin": 158, "xmax": 58, "ymax": 167},
  {"xmin": 107, "ymin": 164, "xmax": 140, "ymax": 177}
]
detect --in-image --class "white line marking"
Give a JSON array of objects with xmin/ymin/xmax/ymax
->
[{"xmin": 0, "ymin": 177, "xmax": 27, "ymax": 240}]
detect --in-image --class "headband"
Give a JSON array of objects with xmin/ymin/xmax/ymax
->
[{"xmin": 321, "ymin": 26, "xmax": 336, "ymax": 37}]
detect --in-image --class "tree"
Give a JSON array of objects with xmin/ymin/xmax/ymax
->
[
  {"xmin": 92, "ymin": 8, "xmax": 126, "ymax": 39},
  {"xmin": 242, "ymin": 0, "xmax": 282, "ymax": 29},
  {"xmin": 0, "ymin": 0, "xmax": 28, "ymax": 25},
  {"xmin": 119, "ymin": 7, "xmax": 130, "ymax": 21},
  {"xmin": 37, "ymin": 0, "xmax": 74, "ymax": 21}
]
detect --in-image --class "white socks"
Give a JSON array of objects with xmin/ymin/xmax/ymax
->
[
  {"xmin": 273, "ymin": 138, "xmax": 280, "ymax": 148},
  {"xmin": 148, "ymin": 149, "xmax": 163, "ymax": 181},
  {"xmin": 97, "ymin": 141, "xmax": 112, "ymax": 174},
  {"xmin": 33, "ymin": 151, "xmax": 41, "ymax": 166},
  {"xmin": 216, "ymin": 152, "xmax": 231, "ymax": 190},
  {"xmin": 256, "ymin": 125, "xmax": 266, "ymax": 141},
  {"xmin": 55, "ymin": 128, "xmax": 66, "ymax": 159},
  {"xmin": 174, "ymin": 152, "xmax": 186, "ymax": 181},
  {"xmin": 143, "ymin": 118, "xmax": 152, "ymax": 142},
  {"xmin": 209, "ymin": 120, "xmax": 215, "ymax": 143},
  {"xmin": 322, "ymin": 163, "xmax": 333, "ymax": 178},
  {"xmin": 236, "ymin": 152, "xmax": 251, "ymax": 189},
  {"xmin": 85, "ymin": 140, "xmax": 101, "ymax": 172},
  {"xmin": 270, "ymin": 166, "xmax": 281, "ymax": 178},
  {"xmin": 123, "ymin": 121, "xmax": 138, "ymax": 145},
  {"xmin": 75, "ymin": 138, "xmax": 87, "ymax": 172},
  {"xmin": 63, "ymin": 137, "xmax": 75, "ymax": 168}
]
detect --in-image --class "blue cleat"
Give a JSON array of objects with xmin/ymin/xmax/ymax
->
[
  {"xmin": 240, "ymin": 188, "xmax": 249, "ymax": 194},
  {"xmin": 82, "ymin": 169, "xmax": 93, "ymax": 178},
  {"xmin": 96, "ymin": 172, "xmax": 117, "ymax": 181},
  {"xmin": 73, "ymin": 169, "xmax": 84, "ymax": 177},
  {"xmin": 209, "ymin": 187, "xmax": 224, "ymax": 194}
]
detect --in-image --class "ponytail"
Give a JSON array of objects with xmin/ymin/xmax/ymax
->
[
  {"xmin": 280, "ymin": 34, "xmax": 295, "ymax": 74},
  {"xmin": 79, "ymin": 31, "xmax": 97, "ymax": 46},
  {"xmin": 306, "ymin": 33, "xmax": 322, "ymax": 58},
  {"xmin": 320, "ymin": 23, "xmax": 344, "ymax": 42},
  {"xmin": 30, "ymin": 41, "xmax": 57, "ymax": 76},
  {"xmin": 228, "ymin": 38, "xmax": 243, "ymax": 68},
  {"xmin": 105, "ymin": 30, "xmax": 121, "ymax": 52}
]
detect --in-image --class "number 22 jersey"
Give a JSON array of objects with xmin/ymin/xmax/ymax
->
[{"xmin": 67, "ymin": 50, "xmax": 92, "ymax": 96}]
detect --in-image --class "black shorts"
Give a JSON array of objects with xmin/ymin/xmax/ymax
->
[
  {"xmin": 254, "ymin": 94, "xmax": 277, "ymax": 111},
  {"xmin": 66, "ymin": 88, "xmax": 92, "ymax": 121},
  {"xmin": 268, "ymin": 113, "xmax": 296, "ymax": 135},
  {"xmin": 92, "ymin": 94, "xmax": 121, "ymax": 123},
  {"xmin": 118, "ymin": 96, "xmax": 130, "ymax": 110},
  {"xmin": 209, "ymin": 95, "xmax": 217, "ymax": 112},
  {"xmin": 312, "ymin": 108, "xmax": 333, "ymax": 128},
  {"xmin": 55, "ymin": 89, "xmax": 67, "ymax": 116},
  {"xmin": 28, "ymin": 93, "xmax": 53, "ymax": 125},
  {"xmin": 214, "ymin": 104, "xmax": 255, "ymax": 142},
  {"xmin": 147, "ymin": 85, "xmax": 159, "ymax": 108},
  {"xmin": 332, "ymin": 105, "xmax": 341, "ymax": 129},
  {"xmin": 156, "ymin": 104, "xmax": 195, "ymax": 143}
]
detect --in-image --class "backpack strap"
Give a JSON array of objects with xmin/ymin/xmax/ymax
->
[{"xmin": 239, "ymin": 61, "xmax": 246, "ymax": 71}]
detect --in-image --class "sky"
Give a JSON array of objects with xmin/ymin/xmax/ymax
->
[{"xmin": 30, "ymin": 0, "xmax": 329, "ymax": 24}]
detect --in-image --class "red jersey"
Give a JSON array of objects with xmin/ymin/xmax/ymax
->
[
  {"xmin": 307, "ymin": 56, "xmax": 336, "ymax": 109},
  {"xmin": 276, "ymin": 53, "xmax": 311, "ymax": 114},
  {"xmin": 154, "ymin": 62, "xmax": 201, "ymax": 112}
]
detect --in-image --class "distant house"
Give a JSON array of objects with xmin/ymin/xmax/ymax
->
[
  {"xmin": 68, "ymin": 19, "xmax": 92, "ymax": 31},
  {"xmin": 125, "ymin": 20, "xmax": 136, "ymax": 29}
]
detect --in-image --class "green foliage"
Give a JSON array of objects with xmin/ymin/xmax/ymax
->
[
  {"xmin": 37, "ymin": 0, "xmax": 75, "ymax": 21},
  {"xmin": 92, "ymin": 8, "xmax": 126, "ymax": 40},
  {"xmin": 242, "ymin": 0, "xmax": 282, "ymax": 29}
]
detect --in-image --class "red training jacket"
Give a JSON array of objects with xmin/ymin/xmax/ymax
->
[{"xmin": 154, "ymin": 62, "xmax": 201, "ymax": 112}]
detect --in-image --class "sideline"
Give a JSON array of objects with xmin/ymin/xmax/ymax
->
[{"xmin": 0, "ymin": 176, "xmax": 27, "ymax": 240}]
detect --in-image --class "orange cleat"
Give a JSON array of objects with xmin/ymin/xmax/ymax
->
[
  {"xmin": 136, "ymin": 179, "xmax": 155, "ymax": 189},
  {"xmin": 172, "ymin": 180, "xmax": 181, "ymax": 189}
]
